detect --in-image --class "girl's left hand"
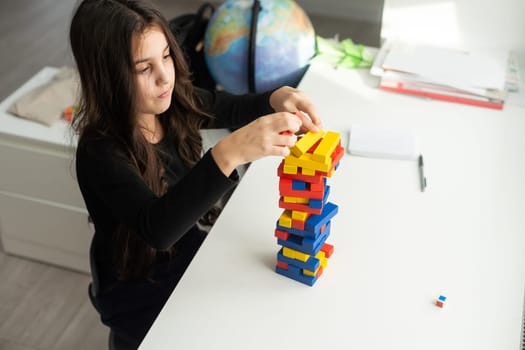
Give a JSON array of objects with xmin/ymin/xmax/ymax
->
[{"xmin": 269, "ymin": 86, "xmax": 323, "ymax": 134}]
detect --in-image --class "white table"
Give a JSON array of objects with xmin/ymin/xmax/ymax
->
[{"xmin": 140, "ymin": 61, "xmax": 525, "ymax": 350}]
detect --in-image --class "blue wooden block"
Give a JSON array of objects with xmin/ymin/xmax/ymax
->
[
  {"xmin": 275, "ymin": 264, "xmax": 318, "ymax": 286},
  {"xmin": 277, "ymin": 222, "xmax": 331, "ymax": 256},
  {"xmin": 292, "ymin": 179, "xmax": 307, "ymax": 191},
  {"xmin": 305, "ymin": 202, "xmax": 338, "ymax": 233},
  {"xmin": 309, "ymin": 185, "xmax": 330, "ymax": 209},
  {"xmin": 276, "ymin": 222, "xmax": 319, "ymax": 239},
  {"xmin": 275, "ymin": 209, "xmax": 336, "ymax": 239},
  {"xmin": 277, "ymin": 249, "xmax": 320, "ymax": 271},
  {"xmin": 309, "ymin": 198, "xmax": 323, "ymax": 209}
]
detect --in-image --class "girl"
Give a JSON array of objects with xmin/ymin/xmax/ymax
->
[{"xmin": 70, "ymin": 0, "xmax": 322, "ymax": 347}]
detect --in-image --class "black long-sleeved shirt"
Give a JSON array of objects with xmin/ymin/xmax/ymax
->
[{"xmin": 77, "ymin": 88, "xmax": 274, "ymax": 333}]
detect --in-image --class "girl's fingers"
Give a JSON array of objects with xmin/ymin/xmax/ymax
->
[
  {"xmin": 270, "ymin": 112, "xmax": 301, "ymax": 134},
  {"xmin": 272, "ymin": 145, "xmax": 291, "ymax": 157},
  {"xmin": 275, "ymin": 133, "xmax": 297, "ymax": 147},
  {"xmin": 294, "ymin": 111, "xmax": 323, "ymax": 134}
]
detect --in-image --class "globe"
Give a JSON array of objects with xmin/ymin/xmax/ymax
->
[{"xmin": 203, "ymin": 0, "xmax": 316, "ymax": 94}]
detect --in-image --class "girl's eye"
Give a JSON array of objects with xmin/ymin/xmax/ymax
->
[
  {"xmin": 138, "ymin": 67, "xmax": 150, "ymax": 74},
  {"xmin": 163, "ymin": 54, "xmax": 171, "ymax": 60}
]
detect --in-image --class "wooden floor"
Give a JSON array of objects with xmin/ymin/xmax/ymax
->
[{"xmin": 0, "ymin": 1, "xmax": 379, "ymax": 349}]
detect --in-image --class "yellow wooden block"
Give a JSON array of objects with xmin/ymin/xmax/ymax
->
[
  {"xmin": 278, "ymin": 210, "xmax": 292, "ymax": 228},
  {"xmin": 321, "ymin": 259, "xmax": 328, "ymax": 269},
  {"xmin": 312, "ymin": 131, "xmax": 340, "ymax": 163},
  {"xmin": 296, "ymin": 197, "xmax": 309, "ymax": 204},
  {"xmin": 301, "ymin": 167, "xmax": 316, "ymax": 176},
  {"xmin": 315, "ymin": 251, "xmax": 328, "ymax": 268},
  {"xmin": 303, "ymin": 252, "xmax": 328, "ymax": 276},
  {"xmin": 290, "ymin": 130, "xmax": 325, "ymax": 157},
  {"xmin": 285, "ymin": 153, "xmax": 331, "ymax": 173},
  {"xmin": 283, "ymin": 196, "xmax": 296, "ymax": 203},
  {"xmin": 292, "ymin": 210, "xmax": 309, "ymax": 221},
  {"xmin": 303, "ymin": 268, "xmax": 316, "ymax": 277},
  {"xmin": 303, "ymin": 264, "xmax": 324, "ymax": 277},
  {"xmin": 282, "ymin": 247, "xmax": 310, "ymax": 262},
  {"xmin": 284, "ymin": 196, "xmax": 309, "ymax": 204},
  {"xmin": 283, "ymin": 163, "xmax": 298, "ymax": 174}
]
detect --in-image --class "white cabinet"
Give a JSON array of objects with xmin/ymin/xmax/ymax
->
[{"xmin": 0, "ymin": 67, "xmax": 91, "ymax": 273}]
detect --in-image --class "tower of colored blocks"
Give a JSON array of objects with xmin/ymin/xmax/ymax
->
[{"xmin": 275, "ymin": 130, "xmax": 344, "ymax": 286}]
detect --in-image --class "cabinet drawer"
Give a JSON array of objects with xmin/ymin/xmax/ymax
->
[
  {"xmin": 0, "ymin": 142, "xmax": 85, "ymax": 208},
  {"xmin": 0, "ymin": 192, "xmax": 92, "ymax": 273}
]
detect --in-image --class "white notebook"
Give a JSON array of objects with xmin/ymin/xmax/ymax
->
[{"xmin": 347, "ymin": 124, "xmax": 418, "ymax": 161}]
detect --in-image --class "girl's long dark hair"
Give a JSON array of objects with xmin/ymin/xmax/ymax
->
[{"xmin": 70, "ymin": 0, "xmax": 208, "ymax": 280}]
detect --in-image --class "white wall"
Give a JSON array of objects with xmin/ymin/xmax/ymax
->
[
  {"xmin": 296, "ymin": 0, "xmax": 524, "ymax": 54},
  {"xmin": 296, "ymin": 0, "xmax": 383, "ymax": 22},
  {"xmin": 381, "ymin": 0, "xmax": 525, "ymax": 54}
]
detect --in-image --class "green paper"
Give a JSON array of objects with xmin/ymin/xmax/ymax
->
[{"xmin": 311, "ymin": 36, "xmax": 374, "ymax": 69}]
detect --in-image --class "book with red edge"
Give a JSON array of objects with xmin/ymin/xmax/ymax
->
[{"xmin": 379, "ymin": 78, "xmax": 504, "ymax": 110}]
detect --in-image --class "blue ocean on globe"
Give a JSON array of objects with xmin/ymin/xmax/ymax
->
[{"xmin": 203, "ymin": 0, "xmax": 316, "ymax": 94}]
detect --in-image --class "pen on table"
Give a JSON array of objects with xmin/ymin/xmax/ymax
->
[{"xmin": 418, "ymin": 154, "xmax": 427, "ymax": 192}]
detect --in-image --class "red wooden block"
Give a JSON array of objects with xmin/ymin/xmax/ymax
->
[
  {"xmin": 279, "ymin": 177, "xmax": 324, "ymax": 200},
  {"xmin": 436, "ymin": 301, "xmax": 444, "ymax": 308},
  {"xmin": 307, "ymin": 139, "xmax": 322, "ymax": 153},
  {"xmin": 321, "ymin": 243, "xmax": 334, "ymax": 258},
  {"xmin": 277, "ymin": 162, "xmax": 323, "ymax": 184},
  {"xmin": 317, "ymin": 266, "xmax": 324, "ymax": 277},
  {"xmin": 329, "ymin": 144, "xmax": 345, "ymax": 170},
  {"xmin": 276, "ymin": 260, "xmax": 288, "ymax": 270},
  {"xmin": 310, "ymin": 181, "xmax": 324, "ymax": 192},
  {"xmin": 274, "ymin": 229, "xmax": 289, "ymax": 240},
  {"xmin": 279, "ymin": 178, "xmax": 293, "ymax": 193},
  {"xmin": 292, "ymin": 219, "xmax": 306, "ymax": 231}
]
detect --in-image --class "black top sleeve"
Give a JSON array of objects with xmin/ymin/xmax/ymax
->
[
  {"xmin": 77, "ymin": 138, "xmax": 238, "ymax": 250},
  {"xmin": 76, "ymin": 90, "xmax": 275, "ymax": 251}
]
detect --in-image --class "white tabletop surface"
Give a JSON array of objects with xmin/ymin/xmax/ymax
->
[{"xmin": 140, "ymin": 61, "xmax": 525, "ymax": 350}]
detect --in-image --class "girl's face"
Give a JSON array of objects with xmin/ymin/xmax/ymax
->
[{"xmin": 131, "ymin": 25, "xmax": 175, "ymax": 120}]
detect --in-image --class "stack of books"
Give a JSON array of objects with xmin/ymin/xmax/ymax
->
[{"xmin": 371, "ymin": 40, "xmax": 510, "ymax": 110}]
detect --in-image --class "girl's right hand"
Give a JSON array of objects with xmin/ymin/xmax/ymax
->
[{"xmin": 211, "ymin": 112, "xmax": 301, "ymax": 176}]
